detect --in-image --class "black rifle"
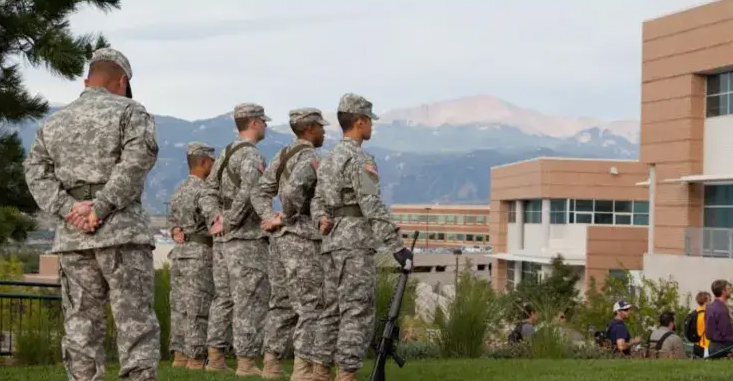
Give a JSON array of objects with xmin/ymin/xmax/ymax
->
[{"xmin": 368, "ymin": 230, "xmax": 419, "ymax": 381}]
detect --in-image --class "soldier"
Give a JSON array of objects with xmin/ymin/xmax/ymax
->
[
  {"xmin": 204, "ymin": 103, "xmax": 272, "ymax": 376},
  {"xmin": 309, "ymin": 93, "xmax": 414, "ymax": 381},
  {"xmin": 23, "ymin": 48, "xmax": 160, "ymax": 381},
  {"xmin": 167, "ymin": 142, "xmax": 222, "ymax": 370},
  {"xmin": 251, "ymin": 108, "xmax": 328, "ymax": 380}
]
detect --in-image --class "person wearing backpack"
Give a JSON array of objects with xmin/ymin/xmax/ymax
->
[
  {"xmin": 507, "ymin": 304, "xmax": 538, "ymax": 343},
  {"xmin": 683, "ymin": 292, "xmax": 711, "ymax": 358},
  {"xmin": 648, "ymin": 311, "xmax": 686, "ymax": 359}
]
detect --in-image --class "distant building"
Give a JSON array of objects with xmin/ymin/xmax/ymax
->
[
  {"xmin": 391, "ymin": 204, "xmax": 490, "ymax": 252},
  {"xmin": 488, "ymin": 157, "xmax": 649, "ymax": 295}
]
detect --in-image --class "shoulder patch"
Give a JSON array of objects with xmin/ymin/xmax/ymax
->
[
  {"xmin": 365, "ymin": 162, "xmax": 378, "ymax": 177},
  {"xmin": 257, "ymin": 161, "xmax": 265, "ymax": 174}
]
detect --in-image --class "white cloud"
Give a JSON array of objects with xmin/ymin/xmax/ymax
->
[{"xmin": 18, "ymin": 0, "xmax": 711, "ymax": 124}]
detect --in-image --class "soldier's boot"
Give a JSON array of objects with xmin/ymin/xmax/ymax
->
[
  {"xmin": 186, "ymin": 357, "xmax": 206, "ymax": 370},
  {"xmin": 235, "ymin": 357, "xmax": 262, "ymax": 378},
  {"xmin": 310, "ymin": 363, "xmax": 332, "ymax": 381},
  {"xmin": 334, "ymin": 368, "xmax": 357, "ymax": 381},
  {"xmin": 261, "ymin": 352, "xmax": 286, "ymax": 379},
  {"xmin": 205, "ymin": 347, "xmax": 230, "ymax": 372},
  {"xmin": 289, "ymin": 357, "xmax": 312, "ymax": 381},
  {"xmin": 172, "ymin": 351, "xmax": 188, "ymax": 367}
]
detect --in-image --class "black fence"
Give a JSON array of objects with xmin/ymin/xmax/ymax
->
[{"xmin": 0, "ymin": 280, "xmax": 61, "ymax": 357}]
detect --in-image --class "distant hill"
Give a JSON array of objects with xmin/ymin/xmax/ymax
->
[{"xmin": 8, "ymin": 94, "xmax": 639, "ymax": 213}]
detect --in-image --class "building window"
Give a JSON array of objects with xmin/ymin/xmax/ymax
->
[
  {"xmin": 633, "ymin": 201, "xmax": 649, "ymax": 226},
  {"xmin": 437, "ymin": 233, "xmax": 445, "ymax": 240},
  {"xmin": 476, "ymin": 216, "xmax": 487, "ymax": 225},
  {"xmin": 507, "ymin": 202, "xmax": 517, "ymax": 223},
  {"xmin": 437, "ymin": 215, "xmax": 446, "ymax": 224},
  {"xmin": 521, "ymin": 261, "xmax": 541, "ymax": 284},
  {"xmin": 704, "ymin": 185, "xmax": 733, "ymax": 228},
  {"xmin": 446, "ymin": 215, "xmax": 455, "ymax": 224},
  {"xmin": 523, "ymin": 199, "xmax": 542, "ymax": 224},
  {"xmin": 550, "ymin": 199, "xmax": 567, "ymax": 224},
  {"xmin": 465, "ymin": 216, "xmax": 477, "ymax": 224},
  {"xmin": 506, "ymin": 260, "xmax": 516, "ymax": 290},
  {"xmin": 456, "ymin": 215, "xmax": 464, "ymax": 224},
  {"xmin": 706, "ymin": 72, "xmax": 733, "ymax": 118}
]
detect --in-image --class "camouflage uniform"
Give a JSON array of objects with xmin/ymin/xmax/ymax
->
[
  {"xmin": 205, "ymin": 103, "xmax": 271, "ymax": 373},
  {"xmin": 310, "ymin": 94, "xmax": 405, "ymax": 375},
  {"xmin": 167, "ymin": 142, "xmax": 220, "ymax": 363},
  {"xmin": 251, "ymin": 108, "xmax": 328, "ymax": 375},
  {"xmin": 23, "ymin": 48, "xmax": 161, "ymax": 381}
]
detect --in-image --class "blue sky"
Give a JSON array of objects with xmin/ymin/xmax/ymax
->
[{"xmin": 19, "ymin": 0, "xmax": 710, "ymax": 123}]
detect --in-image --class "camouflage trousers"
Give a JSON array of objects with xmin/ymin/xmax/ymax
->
[
  {"xmin": 222, "ymin": 238, "xmax": 270, "ymax": 358},
  {"xmin": 206, "ymin": 242, "xmax": 233, "ymax": 350},
  {"xmin": 169, "ymin": 245, "xmax": 214, "ymax": 359},
  {"xmin": 263, "ymin": 233, "xmax": 323, "ymax": 361},
  {"xmin": 312, "ymin": 249, "xmax": 376, "ymax": 372},
  {"xmin": 59, "ymin": 243, "xmax": 161, "ymax": 381}
]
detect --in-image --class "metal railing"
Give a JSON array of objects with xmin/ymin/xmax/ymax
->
[
  {"xmin": 685, "ymin": 227, "xmax": 733, "ymax": 258},
  {"xmin": 0, "ymin": 280, "xmax": 62, "ymax": 356}
]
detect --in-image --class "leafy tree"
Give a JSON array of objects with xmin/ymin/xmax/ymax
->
[{"xmin": 0, "ymin": 0, "xmax": 119, "ymax": 245}]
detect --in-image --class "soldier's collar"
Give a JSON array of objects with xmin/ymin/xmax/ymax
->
[{"xmin": 295, "ymin": 138, "xmax": 314, "ymax": 148}]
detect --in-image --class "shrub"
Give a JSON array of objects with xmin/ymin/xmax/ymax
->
[
  {"xmin": 434, "ymin": 260, "xmax": 505, "ymax": 358},
  {"xmin": 396, "ymin": 341, "xmax": 441, "ymax": 360},
  {"xmin": 12, "ymin": 301, "xmax": 63, "ymax": 365}
]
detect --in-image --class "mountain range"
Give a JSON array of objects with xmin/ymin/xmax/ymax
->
[{"xmin": 7, "ymin": 95, "xmax": 640, "ymax": 214}]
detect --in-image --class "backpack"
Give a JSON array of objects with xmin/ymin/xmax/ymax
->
[
  {"xmin": 645, "ymin": 330, "xmax": 674, "ymax": 358},
  {"xmin": 683, "ymin": 310, "xmax": 702, "ymax": 343},
  {"xmin": 508, "ymin": 322, "xmax": 527, "ymax": 343}
]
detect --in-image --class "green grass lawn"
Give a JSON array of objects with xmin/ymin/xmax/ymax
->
[{"xmin": 5, "ymin": 359, "xmax": 733, "ymax": 381}]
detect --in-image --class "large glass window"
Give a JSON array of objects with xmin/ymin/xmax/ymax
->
[
  {"xmin": 523, "ymin": 199, "xmax": 542, "ymax": 224},
  {"xmin": 567, "ymin": 199, "xmax": 649, "ymax": 226},
  {"xmin": 707, "ymin": 72, "xmax": 733, "ymax": 118},
  {"xmin": 506, "ymin": 260, "xmax": 516, "ymax": 290},
  {"xmin": 704, "ymin": 185, "xmax": 733, "ymax": 228},
  {"xmin": 521, "ymin": 261, "xmax": 542, "ymax": 283},
  {"xmin": 550, "ymin": 199, "xmax": 567, "ymax": 224}
]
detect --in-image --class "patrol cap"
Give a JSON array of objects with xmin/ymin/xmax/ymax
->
[
  {"xmin": 233, "ymin": 103, "xmax": 272, "ymax": 121},
  {"xmin": 186, "ymin": 141, "xmax": 215, "ymax": 159},
  {"xmin": 337, "ymin": 93, "xmax": 379, "ymax": 120},
  {"xmin": 90, "ymin": 48, "xmax": 134, "ymax": 99},
  {"xmin": 289, "ymin": 107, "xmax": 330, "ymax": 126}
]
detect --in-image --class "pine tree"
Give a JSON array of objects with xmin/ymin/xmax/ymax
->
[{"xmin": 0, "ymin": 0, "xmax": 121, "ymax": 245}]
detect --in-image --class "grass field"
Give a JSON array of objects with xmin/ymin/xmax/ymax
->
[{"xmin": 5, "ymin": 359, "xmax": 733, "ymax": 381}]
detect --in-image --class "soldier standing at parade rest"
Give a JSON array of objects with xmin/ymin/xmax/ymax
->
[
  {"xmin": 204, "ymin": 103, "xmax": 272, "ymax": 376},
  {"xmin": 251, "ymin": 108, "xmax": 329, "ymax": 380},
  {"xmin": 309, "ymin": 93, "xmax": 414, "ymax": 381},
  {"xmin": 167, "ymin": 142, "xmax": 222, "ymax": 370},
  {"xmin": 23, "ymin": 48, "xmax": 161, "ymax": 381}
]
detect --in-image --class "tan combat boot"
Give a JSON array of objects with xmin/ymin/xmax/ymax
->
[
  {"xmin": 235, "ymin": 357, "xmax": 262, "ymax": 378},
  {"xmin": 261, "ymin": 352, "xmax": 285, "ymax": 379},
  {"xmin": 186, "ymin": 356, "xmax": 206, "ymax": 370},
  {"xmin": 290, "ymin": 357, "xmax": 312, "ymax": 381},
  {"xmin": 205, "ymin": 347, "xmax": 230, "ymax": 372},
  {"xmin": 172, "ymin": 351, "xmax": 188, "ymax": 367},
  {"xmin": 334, "ymin": 367, "xmax": 357, "ymax": 381},
  {"xmin": 310, "ymin": 363, "xmax": 332, "ymax": 381}
]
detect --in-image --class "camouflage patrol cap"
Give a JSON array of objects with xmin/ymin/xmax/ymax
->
[
  {"xmin": 233, "ymin": 103, "xmax": 272, "ymax": 121},
  {"xmin": 289, "ymin": 107, "xmax": 330, "ymax": 126},
  {"xmin": 186, "ymin": 141, "xmax": 215, "ymax": 159},
  {"xmin": 90, "ymin": 48, "xmax": 134, "ymax": 99},
  {"xmin": 337, "ymin": 93, "xmax": 379, "ymax": 120}
]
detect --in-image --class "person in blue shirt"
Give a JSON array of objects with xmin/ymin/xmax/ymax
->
[{"xmin": 606, "ymin": 300, "xmax": 642, "ymax": 355}]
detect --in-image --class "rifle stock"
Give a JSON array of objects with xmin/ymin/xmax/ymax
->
[{"xmin": 368, "ymin": 230, "xmax": 419, "ymax": 381}]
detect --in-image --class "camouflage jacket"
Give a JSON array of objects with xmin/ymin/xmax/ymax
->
[
  {"xmin": 310, "ymin": 137, "xmax": 403, "ymax": 254},
  {"xmin": 251, "ymin": 139, "xmax": 321, "ymax": 240},
  {"xmin": 23, "ymin": 87, "xmax": 158, "ymax": 253},
  {"xmin": 205, "ymin": 136, "xmax": 266, "ymax": 242},
  {"xmin": 167, "ymin": 175, "xmax": 220, "ymax": 259}
]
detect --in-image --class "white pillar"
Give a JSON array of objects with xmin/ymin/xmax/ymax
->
[
  {"xmin": 515, "ymin": 200, "xmax": 524, "ymax": 250},
  {"xmin": 541, "ymin": 198, "xmax": 551, "ymax": 253},
  {"xmin": 648, "ymin": 165, "xmax": 656, "ymax": 256}
]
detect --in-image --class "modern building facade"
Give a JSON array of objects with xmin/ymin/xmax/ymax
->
[
  {"xmin": 640, "ymin": 0, "xmax": 733, "ymax": 304},
  {"xmin": 488, "ymin": 157, "xmax": 650, "ymax": 295},
  {"xmin": 391, "ymin": 204, "xmax": 491, "ymax": 252}
]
